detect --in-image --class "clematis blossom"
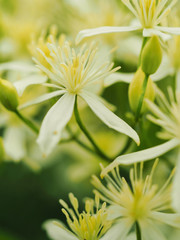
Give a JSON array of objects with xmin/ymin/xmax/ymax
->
[
  {"xmin": 18, "ymin": 38, "xmax": 139, "ymax": 156},
  {"xmin": 76, "ymin": 0, "xmax": 180, "ymax": 44}
]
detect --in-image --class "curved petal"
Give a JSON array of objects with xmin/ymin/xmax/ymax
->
[
  {"xmin": 143, "ymin": 28, "xmax": 171, "ymax": 41},
  {"xmin": 37, "ymin": 93, "xmax": 75, "ymax": 156},
  {"xmin": 155, "ymin": 26, "xmax": 180, "ymax": 35},
  {"xmin": 104, "ymin": 72, "xmax": 134, "ymax": 87},
  {"xmin": 19, "ymin": 90, "xmax": 66, "ymax": 109},
  {"xmin": 101, "ymin": 219, "xmax": 133, "ymax": 240},
  {"xmin": 80, "ymin": 90, "xmax": 140, "ymax": 145},
  {"xmin": 76, "ymin": 26, "xmax": 141, "ymax": 44},
  {"xmin": 150, "ymin": 211, "xmax": 180, "ymax": 229},
  {"xmin": 0, "ymin": 61, "xmax": 38, "ymax": 72},
  {"xmin": 43, "ymin": 220, "xmax": 77, "ymax": 240},
  {"xmin": 101, "ymin": 139, "xmax": 180, "ymax": 177},
  {"xmin": 14, "ymin": 74, "xmax": 48, "ymax": 96},
  {"xmin": 172, "ymin": 150, "xmax": 180, "ymax": 212},
  {"xmin": 140, "ymin": 220, "xmax": 166, "ymax": 240}
]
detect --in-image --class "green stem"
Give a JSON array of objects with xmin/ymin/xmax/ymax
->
[
  {"xmin": 74, "ymin": 96, "xmax": 111, "ymax": 162},
  {"xmin": 14, "ymin": 110, "xmax": 39, "ymax": 134},
  {"xmin": 66, "ymin": 126, "xmax": 97, "ymax": 156},
  {"xmin": 136, "ymin": 222, "xmax": 142, "ymax": 240},
  {"xmin": 135, "ymin": 73, "xmax": 149, "ymax": 122}
]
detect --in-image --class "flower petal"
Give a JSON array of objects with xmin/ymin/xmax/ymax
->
[
  {"xmin": 101, "ymin": 219, "xmax": 133, "ymax": 240},
  {"xmin": 150, "ymin": 211, "xmax": 180, "ymax": 229},
  {"xmin": 14, "ymin": 74, "xmax": 48, "ymax": 96},
  {"xmin": 37, "ymin": 93, "xmax": 75, "ymax": 156},
  {"xmin": 155, "ymin": 26, "xmax": 180, "ymax": 35},
  {"xmin": 104, "ymin": 72, "xmax": 134, "ymax": 87},
  {"xmin": 43, "ymin": 220, "xmax": 77, "ymax": 240},
  {"xmin": 76, "ymin": 26, "xmax": 141, "ymax": 44},
  {"xmin": 172, "ymin": 150, "xmax": 180, "ymax": 212},
  {"xmin": 0, "ymin": 61, "xmax": 38, "ymax": 72},
  {"xmin": 80, "ymin": 90, "xmax": 140, "ymax": 145},
  {"xmin": 19, "ymin": 90, "xmax": 66, "ymax": 109},
  {"xmin": 143, "ymin": 28, "xmax": 171, "ymax": 41},
  {"xmin": 101, "ymin": 139, "xmax": 180, "ymax": 177},
  {"xmin": 140, "ymin": 219, "xmax": 166, "ymax": 240}
]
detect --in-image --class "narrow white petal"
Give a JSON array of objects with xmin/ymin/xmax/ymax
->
[
  {"xmin": 80, "ymin": 90, "xmax": 140, "ymax": 145},
  {"xmin": 172, "ymin": 150, "xmax": 180, "ymax": 212},
  {"xmin": 101, "ymin": 219, "xmax": 133, "ymax": 240},
  {"xmin": 107, "ymin": 205, "xmax": 126, "ymax": 220},
  {"xmin": 150, "ymin": 211, "xmax": 180, "ymax": 229},
  {"xmin": 76, "ymin": 26, "xmax": 141, "ymax": 44},
  {"xmin": 140, "ymin": 220, "xmax": 166, "ymax": 240},
  {"xmin": 14, "ymin": 74, "xmax": 48, "ymax": 96},
  {"xmin": 143, "ymin": 28, "xmax": 171, "ymax": 41},
  {"xmin": 37, "ymin": 93, "xmax": 75, "ymax": 156},
  {"xmin": 104, "ymin": 72, "xmax": 134, "ymax": 87},
  {"xmin": 0, "ymin": 61, "xmax": 38, "ymax": 72},
  {"xmin": 19, "ymin": 90, "xmax": 66, "ymax": 109},
  {"xmin": 101, "ymin": 139, "xmax": 180, "ymax": 177},
  {"xmin": 155, "ymin": 26, "xmax": 180, "ymax": 35},
  {"xmin": 4, "ymin": 127, "xmax": 26, "ymax": 161},
  {"xmin": 43, "ymin": 220, "xmax": 77, "ymax": 240}
]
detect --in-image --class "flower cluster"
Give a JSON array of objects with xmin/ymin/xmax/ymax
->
[{"xmin": 1, "ymin": 0, "xmax": 180, "ymax": 239}]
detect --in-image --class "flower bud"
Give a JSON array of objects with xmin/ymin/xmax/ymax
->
[
  {"xmin": 0, "ymin": 78, "xmax": 19, "ymax": 111},
  {"xmin": 0, "ymin": 137, "xmax": 5, "ymax": 162},
  {"xmin": 129, "ymin": 67, "xmax": 155, "ymax": 114},
  {"xmin": 141, "ymin": 36, "xmax": 162, "ymax": 75}
]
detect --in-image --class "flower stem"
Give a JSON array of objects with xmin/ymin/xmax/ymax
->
[
  {"xmin": 136, "ymin": 222, "xmax": 142, "ymax": 240},
  {"xmin": 135, "ymin": 73, "xmax": 149, "ymax": 121},
  {"xmin": 14, "ymin": 110, "xmax": 39, "ymax": 134},
  {"xmin": 74, "ymin": 96, "xmax": 111, "ymax": 162}
]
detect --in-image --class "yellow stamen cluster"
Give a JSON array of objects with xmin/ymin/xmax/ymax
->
[
  {"xmin": 92, "ymin": 160, "xmax": 175, "ymax": 223},
  {"xmin": 122, "ymin": 0, "xmax": 177, "ymax": 28},
  {"xmin": 59, "ymin": 193, "xmax": 112, "ymax": 240},
  {"xmin": 29, "ymin": 26, "xmax": 66, "ymax": 69},
  {"xmin": 32, "ymin": 37, "xmax": 119, "ymax": 94}
]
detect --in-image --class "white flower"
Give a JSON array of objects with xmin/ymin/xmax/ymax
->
[
  {"xmin": 101, "ymin": 87, "xmax": 180, "ymax": 212},
  {"xmin": 20, "ymin": 37, "xmax": 139, "ymax": 156},
  {"xmin": 76, "ymin": 0, "xmax": 180, "ymax": 44},
  {"xmin": 43, "ymin": 193, "xmax": 123, "ymax": 240},
  {"xmin": 92, "ymin": 160, "xmax": 180, "ymax": 240}
]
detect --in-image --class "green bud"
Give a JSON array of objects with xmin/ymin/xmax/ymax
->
[
  {"xmin": 141, "ymin": 36, "xmax": 162, "ymax": 75},
  {"xmin": 129, "ymin": 67, "xmax": 155, "ymax": 114},
  {"xmin": 0, "ymin": 78, "xmax": 19, "ymax": 111},
  {"xmin": 0, "ymin": 137, "xmax": 5, "ymax": 162}
]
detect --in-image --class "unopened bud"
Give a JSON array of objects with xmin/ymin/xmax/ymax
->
[
  {"xmin": 141, "ymin": 36, "xmax": 162, "ymax": 75},
  {"xmin": 0, "ymin": 137, "xmax": 5, "ymax": 162},
  {"xmin": 0, "ymin": 78, "xmax": 19, "ymax": 111},
  {"xmin": 129, "ymin": 67, "xmax": 155, "ymax": 114}
]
